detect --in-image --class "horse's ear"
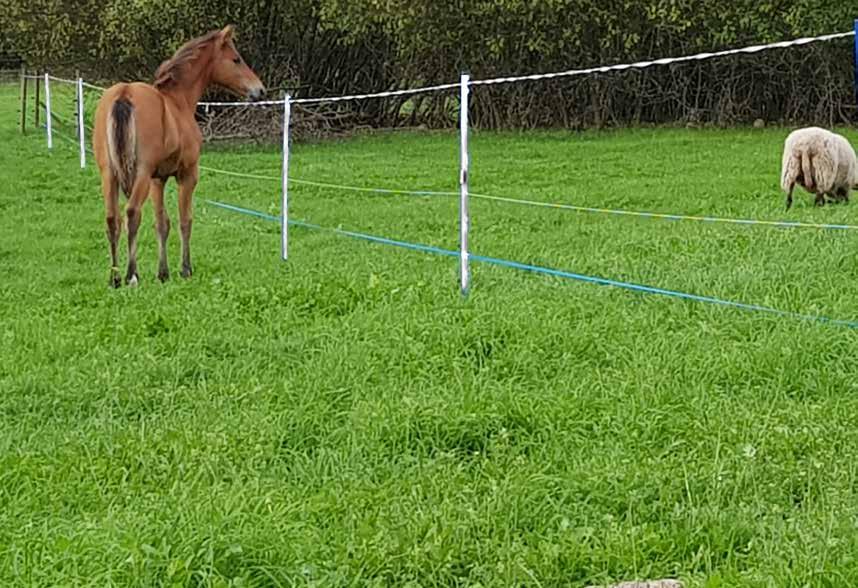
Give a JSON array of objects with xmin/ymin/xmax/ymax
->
[{"xmin": 220, "ymin": 25, "xmax": 235, "ymax": 43}]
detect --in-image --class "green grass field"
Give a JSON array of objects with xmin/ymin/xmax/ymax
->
[{"xmin": 4, "ymin": 82, "xmax": 858, "ymax": 587}]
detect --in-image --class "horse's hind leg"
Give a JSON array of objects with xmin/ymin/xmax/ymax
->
[
  {"xmin": 177, "ymin": 166, "xmax": 199, "ymax": 279},
  {"xmin": 150, "ymin": 179, "xmax": 170, "ymax": 282},
  {"xmin": 102, "ymin": 174, "xmax": 122, "ymax": 288},
  {"xmin": 125, "ymin": 175, "xmax": 151, "ymax": 286}
]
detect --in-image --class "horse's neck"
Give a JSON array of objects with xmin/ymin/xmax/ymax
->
[{"xmin": 162, "ymin": 59, "xmax": 212, "ymax": 111}]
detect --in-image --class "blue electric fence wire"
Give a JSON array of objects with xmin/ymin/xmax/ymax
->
[{"xmin": 204, "ymin": 199, "xmax": 858, "ymax": 330}]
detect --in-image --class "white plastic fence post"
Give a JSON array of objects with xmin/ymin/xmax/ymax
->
[
  {"xmin": 44, "ymin": 73, "xmax": 52, "ymax": 150},
  {"xmin": 281, "ymin": 94, "xmax": 292, "ymax": 261},
  {"xmin": 77, "ymin": 77, "xmax": 86, "ymax": 168},
  {"xmin": 459, "ymin": 73, "xmax": 471, "ymax": 296}
]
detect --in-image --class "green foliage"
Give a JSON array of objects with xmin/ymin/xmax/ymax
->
[
  {"xmin": 315, "ymin": 0, "xmax": 855, "ymax": 76},
  {"xmin": 2, "ymin": 2, "xmax": 857, "ymax": 125}
]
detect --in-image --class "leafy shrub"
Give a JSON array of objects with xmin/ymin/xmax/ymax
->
[{"xmin": 4, "ymin": 0, "xmax": 856, "ymax": 128}]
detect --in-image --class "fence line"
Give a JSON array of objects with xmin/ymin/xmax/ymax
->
[
  {"xmin": 459, "ymin": 73, "xmax": 471, "ymax": 295},
  {"xmin": 44, "ymin": 131, "xmax": 858, "ymax": 234},
  {"xmin": 199, "ymin": 98, "xmax": 286, "ymax": 107},
  {"xmin": 472, "ymin": 31, "xmax": 854, "ymax": 87},
  {"xmin": 46, "ymin": 29, "xmax": 847, "ymax": 108},
  {"xmin": 199, "ymin": 29, "xmax": 857, "ymax": 106},
  {"xmin": 194, "ymin": 82, "xmax": 462, "ymax": 108},
  {"xmin": 281, "ymin": 95, "xmax": 291, "ymax": 260},
  {"xmin": 197, "ymin": 165, "xmax": 278, "ymax": 182},
  {"xmin": 77, "ymin": 78, "xmax": 86, "ymax": 168},
  {"xmin": 292, "ymin": 82, "xmax": 461, "ymax": 106},
  {"xmin": 200, "ymin": 29, "xmax": 857, "ymax": 106},
  {"xmin": 31, "ymin": 74, "xmax": 456, "ymax": 108},
  {"xmin": 198, "ymin": 164, "xmax": 461, "ymax": 195},
  {"xmin": 196, "ymin": 163, "xmax": 858, "ymax": 232},
  {"xmin": 47, "ymin": 75, "xmax": 79, "ymax": 86},
  {"xmin": 44, "ymin": 74, "xmax": 52, "ymax": 149},
  {"xmin": 48, "ymin": 125, "xmax": 81, "ymax": 149},
  {"xmin": 465, "ymin": 193, "xmax": 858, "ymax": 231},
  {"xmin": 204, "ymin": 198, "xmax": 858, "ymax": 330}
]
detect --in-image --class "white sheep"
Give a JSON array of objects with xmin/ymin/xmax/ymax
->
[{"xmin": 781, "ymin": 127, "xmax": 858, "ymax": 210}]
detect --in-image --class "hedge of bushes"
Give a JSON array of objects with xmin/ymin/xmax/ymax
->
[{"xmin": 4, "ymin": 0, "xmax": 857, "ymax": 128}]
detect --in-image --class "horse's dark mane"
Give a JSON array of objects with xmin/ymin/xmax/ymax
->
[{"xmin": 154, "ymin": 30, "xmax": 222, "ymax": 90}]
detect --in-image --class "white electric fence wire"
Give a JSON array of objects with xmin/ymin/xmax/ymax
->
[
  {"xmin": 471, "ymin": 31, "xmax": 855, "ymax": 87},
  {"xmin": 47, "ymin": 75, "xmax": 79, "ymax": 85},
  {"xmin": 197, "ymin": 30, "xmax": 858, "ymax": 106}
]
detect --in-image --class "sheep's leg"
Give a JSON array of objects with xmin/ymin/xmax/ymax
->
[
  {"xmin": 836, "ymin": 188, "xmax": 849, "ymax": 204},
  {"xmin": 786, "ymin": 184, "xmax": 794, "ymax": 210},
  {"xmin": 814, "ymin": 193, "xmax": 826, "ymax": 207}
]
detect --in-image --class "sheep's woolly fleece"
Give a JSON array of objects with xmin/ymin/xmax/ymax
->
[{"xmin": 780, "ymin": 127, "xmax": 857, "ymax": 203}]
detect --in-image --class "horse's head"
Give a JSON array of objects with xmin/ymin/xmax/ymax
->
[{"xmin": 210, "ymin": 26, "xmax": 265, "ymax": 101}]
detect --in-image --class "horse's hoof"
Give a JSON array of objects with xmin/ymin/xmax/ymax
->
[
  {"xmin": 158, "ymin": 271, "xmax": 170, "ymax": 283},
  {"xmin": 181, "ymin": 267, "xmax": 193, "ymax": 279},
  {"xmin": 110, "ymin": 276, "xmax": 122, "ymax": 289},
  {"xmin": 127, "ymin": 275, "xmax": 139, "ymax": 288}
]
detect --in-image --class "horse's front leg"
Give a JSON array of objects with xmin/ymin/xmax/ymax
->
[{"xmin": 177, "ymin": 166, "xmax": 199, "ymax": 279}]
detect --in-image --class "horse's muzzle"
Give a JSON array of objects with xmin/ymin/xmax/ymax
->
[{"xmin": 248, "ymin": 86, "xmax": 265, "ymax": 102}]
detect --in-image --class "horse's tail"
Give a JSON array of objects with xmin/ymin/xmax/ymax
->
[{"xmin": 106, "ymin": 97, "xmax": 137, "ymax": 197}]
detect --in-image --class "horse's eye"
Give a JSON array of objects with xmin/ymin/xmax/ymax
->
[{"xmin": 233, "ymin": 56, "xmax": 242, "ymax": 65}]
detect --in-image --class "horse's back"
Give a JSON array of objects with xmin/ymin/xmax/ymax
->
[
  {"xmin": 95, "ymin": 83, "xmax": 165, "ymax": 137},
  {"xmin": 94, "ymin": 82, "xmax": 173, "ymax": 171},
  {"xmin": 102, "ymin": 83, "xmax": 166, "ymax": 124}
]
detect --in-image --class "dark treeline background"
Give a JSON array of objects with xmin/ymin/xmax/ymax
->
[{"xmin": 2, "ymin": 0, "xmax": 857, "ymax": 132}]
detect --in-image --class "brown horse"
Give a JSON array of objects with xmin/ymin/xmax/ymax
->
[{"xmin": 93, "ymin": 26, "xmax": 264, "ymax": 287}]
